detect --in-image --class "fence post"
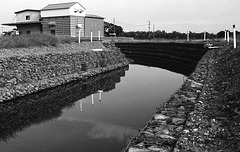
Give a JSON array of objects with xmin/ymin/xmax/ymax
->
[
  {"xmin": 227, "ymin": 30, "xmax": 230, "ymax": 43},
  {"xmin": 91, "ymin": 30, "xmax": 93, "ymax": 43},
  {"xmin": 233, "ymin": 25, "xmax": 237, "ymax": 49},
  {"xmin": 98, "ymin": 30, "xmax": 101, "ymax": 41},
  {"xmin": 224, "ymin": 30, "xmax": 227, "ymax": 41},
  {"xmin": 187, "ymin": 31, "xmax": 190, "ymax": 41},
  {"xmin": 204, "ymin": 31, "xmax": 206, "ymax": 41},
  {"xmin": 78, "ymin": 29, "xmax": 81, "ymax": 44},
  {"xmin": 91, "ymin": 94, "xmax": 94, "ymax": 105}
]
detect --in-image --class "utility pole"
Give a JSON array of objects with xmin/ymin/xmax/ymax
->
[{"xmin": 148, "ymin": 21, "xmax": 151, "ymax": 39}]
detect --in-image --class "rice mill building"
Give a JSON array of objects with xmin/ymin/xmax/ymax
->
[{"xmin": 2, "ymin": 2, "xmax": 104, "ymax": 37}]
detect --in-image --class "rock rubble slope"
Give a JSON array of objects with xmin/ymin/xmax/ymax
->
[{"xmin": 124, "ymin": 41, "xmax": 240, "ymax": 152}]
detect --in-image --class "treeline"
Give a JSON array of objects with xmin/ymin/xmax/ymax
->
[
  {"xmin": 104, "ymin": 21, "xmax": 240, "ymax": 40},
  {"xmin": 122, "ymin": 31, "xmax": 217, "ymax": 40}
]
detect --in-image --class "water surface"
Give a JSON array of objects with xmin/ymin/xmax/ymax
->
[{"xmin": 0, "ymin": 64, "xmax": 184, "ymax": 152}]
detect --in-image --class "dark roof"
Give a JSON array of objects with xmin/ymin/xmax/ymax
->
[
  {"xmin": 41, "ymin": 2, "xmax": 86, "ymax": 11},
  {"xmin": 15, "ymin": 9, "xmax": 40, "ymax": 14},
  {"xmin": 85, "ymin": 14, "xmax": 104, "ymax": 19},
  {"xmin": 2, "ymin": 21, "xmax": 41, "ymax": 26}
]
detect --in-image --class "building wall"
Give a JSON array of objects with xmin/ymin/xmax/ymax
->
[
  {"xmin": 16, "ymin": 11, "xmax": 40, "ymax": 22},
  {"xmin": 69, "ymin": 3, "xmax": 86, "ymax": 16},
  {"xmin": 70, "ymin": 16, "xmax": 84, "ymax": 37},
  {"xmin": 85, "ymin": 17, "xmax": 104, "ymax": 37},
  {"xmin": 41, "ymin": 9, "xmax": 70, "ymax": 18},
  {"xmin": 41, "ymin": 3, "xmax": 85, "ymax": 18},
  {"xmin": 42, "ymin": 16, "xmax": 71, "ymax": 36},
  {"xmin": 17, "ymin": 24, "xmax": 42, "ymax": 35}
]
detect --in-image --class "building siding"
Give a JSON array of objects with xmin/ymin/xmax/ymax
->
[
  {"xmin": 16, "ymin": 11, "xmax": 41, "ymax": 22},
  {"xmin": 42, "ymin": 16, "xmax": 71, "ymax": 36},
  {"xmin": 18, "ymin": 24, "xmax": 42, "ymax": 35},
  {"xmin": 85, "ymin": 17, "xmax": 104, "ymax": 37},
  {"xmin": 70, "ymin": 16, "xmax": 84, "ymax": 37}
]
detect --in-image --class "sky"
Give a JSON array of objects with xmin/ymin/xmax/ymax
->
[{"xmin": 1, "ymin": 0, "xmax": 240, "ymax": 34}]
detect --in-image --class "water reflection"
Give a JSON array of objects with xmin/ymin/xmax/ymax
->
[
  {"xmin": 0, "ymin": 66, "xmax": 128, "ymax": 143},
  {"xmin": 58, "ymin": 117, "xmax": 137, "ymax": 141},
  {"xmin": 127, "ymin": 54, "xmax": 198, "ymax": 76},
  {"xmin": 0, "ymin": 64, "xmax": 185, "ymax": 152}
]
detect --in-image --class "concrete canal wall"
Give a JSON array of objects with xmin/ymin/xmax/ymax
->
[
  {"xmin": 0, "ymin": 42, "xmax": 129, "ymax": 102},
  {"xmin": 114, "ymin": 42, "xmax": 208, "ymax": 76},
  {"xmin": 124, "ymin": 41, "xmax": 240, "ymax": 152}
]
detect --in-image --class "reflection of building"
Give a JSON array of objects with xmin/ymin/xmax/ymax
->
[{"xmin": 2, "ymin": 2, "xmax": 104, "ymax": 37}]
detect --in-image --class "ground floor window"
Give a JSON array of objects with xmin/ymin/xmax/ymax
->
[
  {"xmin": 26, "ymin": 31, "xmax": 31, "ymax": 34},
  {"xmin": 51, "ymin": 30, "xmax": 55, "ymax": 35}
]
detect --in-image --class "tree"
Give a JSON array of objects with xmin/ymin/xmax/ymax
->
[{"xmin": 104, "ymin": 22, "xmax": 124, "ymax": 37}]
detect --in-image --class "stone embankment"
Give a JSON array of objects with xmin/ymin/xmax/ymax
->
[
  {"xmin": 124, "ymin": 41, "xmax": 240, "ymax": 152},
  {"xmin": 0, "ymin": 42, "xmax": 129, "ymax": 102}
]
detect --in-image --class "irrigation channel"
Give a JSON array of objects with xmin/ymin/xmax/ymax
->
[{"xmin": 0, "ymin": 43, "xmax": 207, "ymax": 152}]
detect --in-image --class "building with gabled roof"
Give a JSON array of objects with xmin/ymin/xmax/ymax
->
[
  {"xmin": 41, "ymin": 2, "xmax": 86, "ymax": 11},
  {"xmin": 2, "ymin": 2, "xmax": 104, "ymax": 37},
  {"xmin": 2, "ymin": 9, "xmax": 42, "ymax": 35}
]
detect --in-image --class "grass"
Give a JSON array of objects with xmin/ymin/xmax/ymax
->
[
  {"xmin": 0, "ymin": 33, "xmax": 102, "ymax": 49},
  {"xmin": 0, "ymin": 33, "xmax": 60, "ymax": 49}
]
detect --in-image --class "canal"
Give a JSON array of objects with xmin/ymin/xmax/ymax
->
[{"xmin": 0, "ymin": 63, "xmax": 186, "ymax": 152}]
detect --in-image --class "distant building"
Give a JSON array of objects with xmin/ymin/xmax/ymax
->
[
  {"xmin": 2, "ymin": 9, "xmax": 42, "ymax": 35},
  {"xmin": 2, "ymin": 2, "xmax": 104, "ymax": 37}
]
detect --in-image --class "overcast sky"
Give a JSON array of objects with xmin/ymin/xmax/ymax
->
[{"xmin": 1, "ymin": 0, "xmax": 240, "ymax": 33}]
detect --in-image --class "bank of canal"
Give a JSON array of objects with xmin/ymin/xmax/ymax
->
[
  {"xmin": 0, "ymin": 42, "xmax": 129, "ymax": 102},
  {"xmin": 1, "ymin": 40, "xmax": 239, "ymax": 152},
  {"xmin": 124, "ymin": 41, "xmax": 240, "ymax": 152}
]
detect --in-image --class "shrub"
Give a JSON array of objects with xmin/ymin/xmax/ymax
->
[
  {"xmin": 57, "ymin": 36, "xmax": 73, "ymax": 44},
  {"xmin": 41, "ymin": 33, "xmax": 59, "ymax": 47},
  {"xmin": 0, "ymin": 33, "xmax": 59, "ymax": 49}
]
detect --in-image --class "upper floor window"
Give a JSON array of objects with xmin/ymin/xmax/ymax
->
[
  {"xmin": 26, "ymin": 15, "xmax": 30, "ymax": 20},
  {"xmin": 74, "ymin": 9, "xmax": 83, "ymax": 14}
]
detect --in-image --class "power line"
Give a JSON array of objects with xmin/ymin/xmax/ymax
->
[
  {"xmin": 122, "ymin": 24, "xmax": 148, "ymax": 28},
  {"xmin": 116, "ymin": 20, "xmax": 148, "ymax": 26}
]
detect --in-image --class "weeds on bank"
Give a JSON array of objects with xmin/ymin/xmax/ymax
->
[
  {"xmin": 0, "ymin": 33, "xmax": 60, "ymax": 49},
  {"xmin": 0, "ymin": 33, "xmax": 80, "ymax": 49}
]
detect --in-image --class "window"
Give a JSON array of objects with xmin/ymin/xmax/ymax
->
[
  {"xmin": 26, "ymin": 31, "xmax": 31, "ymax": 34},
  {"xmin": 51, "ymin": 30, "xmax": 55, "ymax": 35},
  {"xmin": 26, "ymin": 15, "xmax": 30, "ymax": 20}
]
